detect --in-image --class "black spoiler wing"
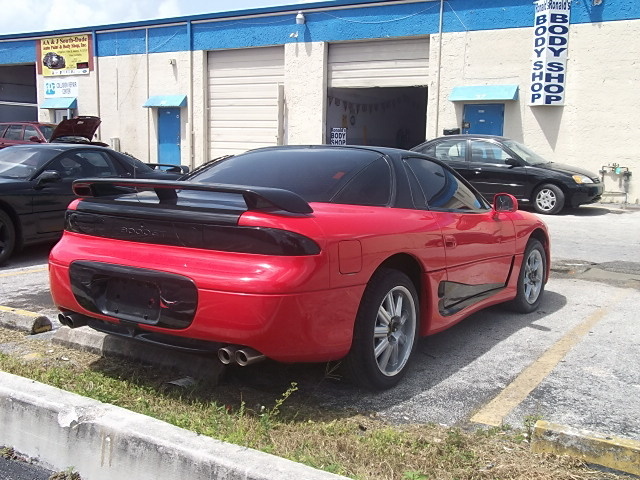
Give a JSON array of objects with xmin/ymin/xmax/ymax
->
[{"xmin": 72, "ymin": 178, "xmax": 314, "ymax": 214}]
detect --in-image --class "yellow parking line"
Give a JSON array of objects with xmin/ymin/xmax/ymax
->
[
  {"xmin": 471, "ymin": 290, "xmax": 631, "ymax": 426},
  {"xmin": 0, "ymin": 267, "xmax": 48, "ymax": 278},
  {"xmin": 0, "ymin": 305, "xmax": 40, "ymax": 318}
]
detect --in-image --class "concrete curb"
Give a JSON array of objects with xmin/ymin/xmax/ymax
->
[
  {"xmin": 0, "ymin": 308, "xmax": 52, "ymax": 334},
  {"xmin": 0, "ymin": 371, "xmax": 350, "ymax": 480},
  {"xmin": 531, "ymin": 420, "xmax": 640, "ymax": 476}
]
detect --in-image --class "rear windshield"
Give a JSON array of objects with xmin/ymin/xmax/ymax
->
[{"xmin": 187, "ymin": 148, "xmax": 390, "ymax": 204}]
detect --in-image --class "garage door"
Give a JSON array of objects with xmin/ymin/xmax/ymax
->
[
  {"xmin": 328, "ymin": 38, "xmax": 429, "ymax": 88},
  {"xmin": 207, "ymin": 47, "xmax": 284, "ymax": 158}
]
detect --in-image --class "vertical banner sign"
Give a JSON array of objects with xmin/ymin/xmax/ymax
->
[
  {"xmin": 529, "ymin": 0, "xmax": 571, "ymax": 106},
  {"xmin": 39, "ymin": 34, "xmax": 92, "ymax": 77}
]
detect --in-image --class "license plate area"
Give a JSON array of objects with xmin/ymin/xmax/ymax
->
[
  {"xmin": 104, "ymin": 277, "xmax": 160, "ymax": 323},
  {"xmin": 70, "ymin": 261, "xmax": 197, "ymax": 329}
]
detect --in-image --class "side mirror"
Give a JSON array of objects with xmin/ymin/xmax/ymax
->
[
  {"xmin": 35, "ymin": 170, "xmax": 62, "ymax": 188},
  {"xmin": 505, "ymin": 158, "xmax": 520, "ymax": 168},
  {"xmin": 29, "ymin": 136, "xmax": 43, "ymax": 143},
  {"xmin": 493, "ymin": 193, "xmax": 518, "ymax": 213}
]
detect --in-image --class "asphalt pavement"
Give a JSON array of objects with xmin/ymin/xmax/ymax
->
[{"xmin": 1, "ymin": 204, "xmax": 639, "ymax": 478}]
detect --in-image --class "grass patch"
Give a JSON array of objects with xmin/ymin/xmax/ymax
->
[{"xmin": 0, "ymin": 327, "xmax": 630, "ymax": 480}]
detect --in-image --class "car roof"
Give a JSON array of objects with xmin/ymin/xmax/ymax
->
[
  {"xmin": 7, "ymin": 143, "xmax": 110, "ymax": 151},
  {"xmin": 424, "ymin": 134, "xmax": 510, "ymax": 142},
  {"xmin": 246, "ymin": 144, "xmax": 419, "ymax": 158},
  {"xmin": 0, "ymin": 121, "xmax": 56, "ymax": 126}
]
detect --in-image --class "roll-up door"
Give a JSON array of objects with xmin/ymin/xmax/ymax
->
[
  {"xmin": 328, "ymin": 38, "xmax": 429, "ymax": 88},
  {"xmin": 207, "ymin": 47, "xmax": 284, "ymax": 158}
]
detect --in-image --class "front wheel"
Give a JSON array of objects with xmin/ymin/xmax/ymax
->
[
  {"xmin": 507, "ymin": 239, "xmax": 547, "ymax": 313},
  {"xmin": 0, "ymin": 210, "xmax": 16, "ymax": 266},
  {"xmin": 344, "ymin": 269, "xmax": 419, "ymax": 390},
  {"xmin": 533, "ymin": 184, "xmax": 565, "ymax": 215}
]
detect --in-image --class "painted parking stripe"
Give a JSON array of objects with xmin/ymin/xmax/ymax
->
[
  {"xmin": 471, "ymin": 290, "xmax": 631, "ymax": 426},
  {"xmin": 0, "ymin": 267, "xmax": 48, "ymax": 278},
  {"xmin": 0, "ymin": 305, "xmax": 41, "ymax": 318}
]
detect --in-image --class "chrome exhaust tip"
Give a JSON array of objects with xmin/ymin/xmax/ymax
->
[
  {"xmin": 218, "ymin": 345, "xmax": 239, "ymax": 365},
  {"xmin": 58, "ymin": 313, "xmax": 89, "ymax": 329},
  {"xmin": 235, "ymin": 347, "xmax": 266, "ymax": 367}
]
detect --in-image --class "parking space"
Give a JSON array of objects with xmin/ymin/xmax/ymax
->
[{"xmin": 0, "ymin": 205, "xmax": 639, "ymax": 442}]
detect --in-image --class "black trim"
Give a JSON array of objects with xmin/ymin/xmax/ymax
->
[
  {"xmin": 438, "ymin": 281, "xmax": 505, "ymax": 316},
  {"xmin": 69, "ymin": 261, "xmax": 198, "ymax": 329},
  {"xmin": 72, "ymin": 178, "xmax": 314, "ymax": 214}
]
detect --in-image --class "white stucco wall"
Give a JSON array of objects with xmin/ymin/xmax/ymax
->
[
  {"xmin": 284, "ymin": 41, "xmax": 327, "ymax": 145},
  {"xmin": 428, "ymin": 20, "xmax": 639, "ymax": 203}
]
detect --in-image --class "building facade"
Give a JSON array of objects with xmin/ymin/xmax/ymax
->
[{"xmin": 0, "ymin": 0, "xmax": 638, "ymax": 203}]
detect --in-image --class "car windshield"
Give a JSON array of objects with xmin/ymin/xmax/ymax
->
[
  {"xmin": 503, "ymin": 139, "xmax": 550, "ymax": 165},
  {"xmin": 40, "ymin": 125, "xmax": 55, "ymax": 141},
  {"xmin": 187, "ymin": 148, "xmax": 384, "ymax": 203},
  {"xmin": 0, "ymin": 147, "xmax": 54, "ymax": 179}
]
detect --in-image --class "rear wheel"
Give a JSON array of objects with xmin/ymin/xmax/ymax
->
[
  {"xmin": 0, "ymin": 210, "xmax": 16, "ymax": 266},
  {"xmin": 344, "ymin": 269, "xmax": 419, "ymax": 390},
  {"xmin": 507, "ymin": 239, "xmax": 546, "ymax": 313},
  {"xmin": 533, "ymin": 184, "xmax": 564, "ymax": 215}
]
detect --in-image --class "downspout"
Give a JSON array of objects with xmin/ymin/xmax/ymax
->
[
  {"xmin": 145, "ymin": 28, "xmax": 151, "ymax": 163},
  {"xmin": 434, "ymin": 0, "xmax": 444, "ymax": 137},
  {"xmin": 92, "ymin": 30, "xmax": 101, "ymax": 137},
  {"xmin": 188, "ymin": 20, "xmax": 194, "ymax": 169}
]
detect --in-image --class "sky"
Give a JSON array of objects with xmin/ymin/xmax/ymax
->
[{"xmin": 0, "ymin": 0, "xmax": 320, "ymax": 36}]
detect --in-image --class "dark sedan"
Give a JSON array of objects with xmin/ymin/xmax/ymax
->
[
  {"xmin": 411, "ymin": 135, "xmax": 603, "ymax": 215},
  {"xmin": 0, "ymin": 143, "xmax": 184, "ymax": 264}
]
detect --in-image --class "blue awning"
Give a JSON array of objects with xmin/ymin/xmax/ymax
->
[
  {"xmin": 449, "ymin": 85, "xmax": 519, "ymax": 102},
  {"xmin": 40, "ymin": 97, "xmax": 77, "ymax": 109},
  {"xmin": 143, "ymin": 95, "xmax": 187, "ymax": 108}
]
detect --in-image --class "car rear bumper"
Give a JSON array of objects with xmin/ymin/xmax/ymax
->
[{"xmin": 49, "ymin": 234, "xmax": 362, "ymax": 362}]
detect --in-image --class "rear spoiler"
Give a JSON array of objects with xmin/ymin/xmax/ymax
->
[{"xmin": 72, "ymin": 178, "xmax": 314, "ymax": 214}]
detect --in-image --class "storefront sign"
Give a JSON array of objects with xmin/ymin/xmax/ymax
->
[
  {"xmin": 44, "ymin": 78, "xmax": 79, "ymax": 98},
  {"xmin": 529, "ymin": 0, "xmax": 571, "ymax": 106},
  {"xmin": 38, "ymin": 34, "xmax": 92, "ymax": 77},
  {"xmin": 330, "ymin": 127, "xmax": 347, "ymax": 145}
]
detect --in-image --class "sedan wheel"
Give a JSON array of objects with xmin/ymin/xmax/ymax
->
[
  {"xmin": 508, "ymin": 239, "xmax": 546, "ymax": 313},
  {"xmin": 533, "ymin": 184, "xmax": 565, "ymax": 215},
  {"xmin": 0, "ymin": 210, "xmax": 16, "ymax": 266},
  {"xmin": 345, "ymin": 269, "xmax": 419, "ymax": 390}
]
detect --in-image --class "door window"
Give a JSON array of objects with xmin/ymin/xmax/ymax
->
[
  {"xmin": 4, "ymin": 125, "xmax": 24, "ymax": 140},
  {"xmin": 469, "ymin": 140, "xmax": 511, "ymax": 164},
  {"xmin": 419, "ymin": 139, "xmax": 467, "ymax": 163},
  {"xmin": 24, "ymin": 126, "xmax": 41, "ymax": 141},
  {"xmin": 404, "ymin": 157, "xmax": 487, "ymax": 211}
]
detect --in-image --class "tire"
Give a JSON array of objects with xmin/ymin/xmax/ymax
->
[
  {"xmin": 533, "ymin": 184, "xmax": 565, "ymax": 215},
  {"xmin": 0, "ymin": 209, "xmax": 16, "ymax": 266},
  {"xmin": 507, "ymin": 239, "xmax": 546, "ymax": 313},
  {"xmin": 344, "ymin": 269, "xmax": 419, "ymax": 390}
]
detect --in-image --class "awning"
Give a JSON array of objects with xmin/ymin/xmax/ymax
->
[
  {"xmin": 143, "ymin": 95, "xmax": 187, "ymax": 108},
  {"xmin": 40, "ymin": 97, "xmax": 77, "ymax": 109},
  {"xmin": 449, "ymin": 85, "xmax": 519, "ymax": 102}
]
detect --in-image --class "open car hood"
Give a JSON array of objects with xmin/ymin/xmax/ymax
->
[{"xmin": 50, "ymin": 116, "xmax": 101, "ymax": 142}]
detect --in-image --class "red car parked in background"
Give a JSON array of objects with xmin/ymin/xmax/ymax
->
[{"xmin": 49, "ymin": 145, "xmax": 550, "ymax": 390}]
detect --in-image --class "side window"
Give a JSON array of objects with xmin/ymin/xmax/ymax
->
[
  {"xmin": 331, "ymin": 157, "xmax": 391, "ymax": 206},
  {"xmin": 469, "ymin": 140, "xmax": 511, "ymax": 164},
  {"xmin": 420, "ymin": 139, "xmax": 467, "ymax": 163},
  {"xmin": 24, "ymin": 126, "xmax": 40, "ymax": 141},
  {"xmin": 73, "ymin": 151, "xmax": 119, "ymax": 177},
  {"xmin": 4, "ymin": 125, "xmax": 24, "ymax": 140},
  {"xmin": 405, "ymin": 157, "xmax": 487, "ymax": 211},
  {"xmin": 47, "ymin": 155, "xmax": 84, "ymax": 179},
  {"xmin": 0, "ymin": 125, "xmax": 8, "ymax": 137}
]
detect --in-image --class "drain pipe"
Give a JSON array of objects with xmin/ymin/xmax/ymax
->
[{"xmin": 433, "ymin": 0, "xmax": 445, "ymax": 138}]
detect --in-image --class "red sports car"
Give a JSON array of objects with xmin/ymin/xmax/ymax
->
[{"xmin": 49, "ymin": 146, "xmax": 550, "ymax": 390}]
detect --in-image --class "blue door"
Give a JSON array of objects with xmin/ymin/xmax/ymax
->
[
  {"xmin": 462, "ymin": 104, "xmax": 504, "ymax": 135},
  {"xmin": 158, "ymin": 107, "xmax": 181, "ymax": 165}
]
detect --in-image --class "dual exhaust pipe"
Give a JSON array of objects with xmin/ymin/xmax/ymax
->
[
  {"xmin": 218, "ymin": 345, "xmax": 265, "ymax": 367},
  {"xmin": 59, "ymin": 312, "xmax": 265, "ymax": 367}
]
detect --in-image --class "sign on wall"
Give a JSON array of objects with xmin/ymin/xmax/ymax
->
[
  {"xmin": 330, "ymin": 127, "xmax": 347, "ymax": 145},
  {"xmin": 44, "ymin": 78, "xmax": 79, "ymax": 98},
  {"xmin": 529, "ymin": 0, "xmax": 571, "ymax": 106},
  {"xmin": 38, "ymin": 34, "xmax": 92, "ymax": 77}
]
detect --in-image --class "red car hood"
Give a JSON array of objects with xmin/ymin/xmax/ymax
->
[{"xmin": 50, "ymin": 116, "xmax": 101, "ymax": 142}]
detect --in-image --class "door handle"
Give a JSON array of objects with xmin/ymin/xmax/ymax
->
[
  {"xmin": 472, "ymin": 168, "xmax": 482, "ymax": 175},
  {"xmin": 444, "ymin": 235, "xmax": 457, "ymax": 249}
]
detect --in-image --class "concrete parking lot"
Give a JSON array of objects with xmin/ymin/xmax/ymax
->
[{"xmin": 1, "ymin": 205, "xmax": 639, "ymax": 464}]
